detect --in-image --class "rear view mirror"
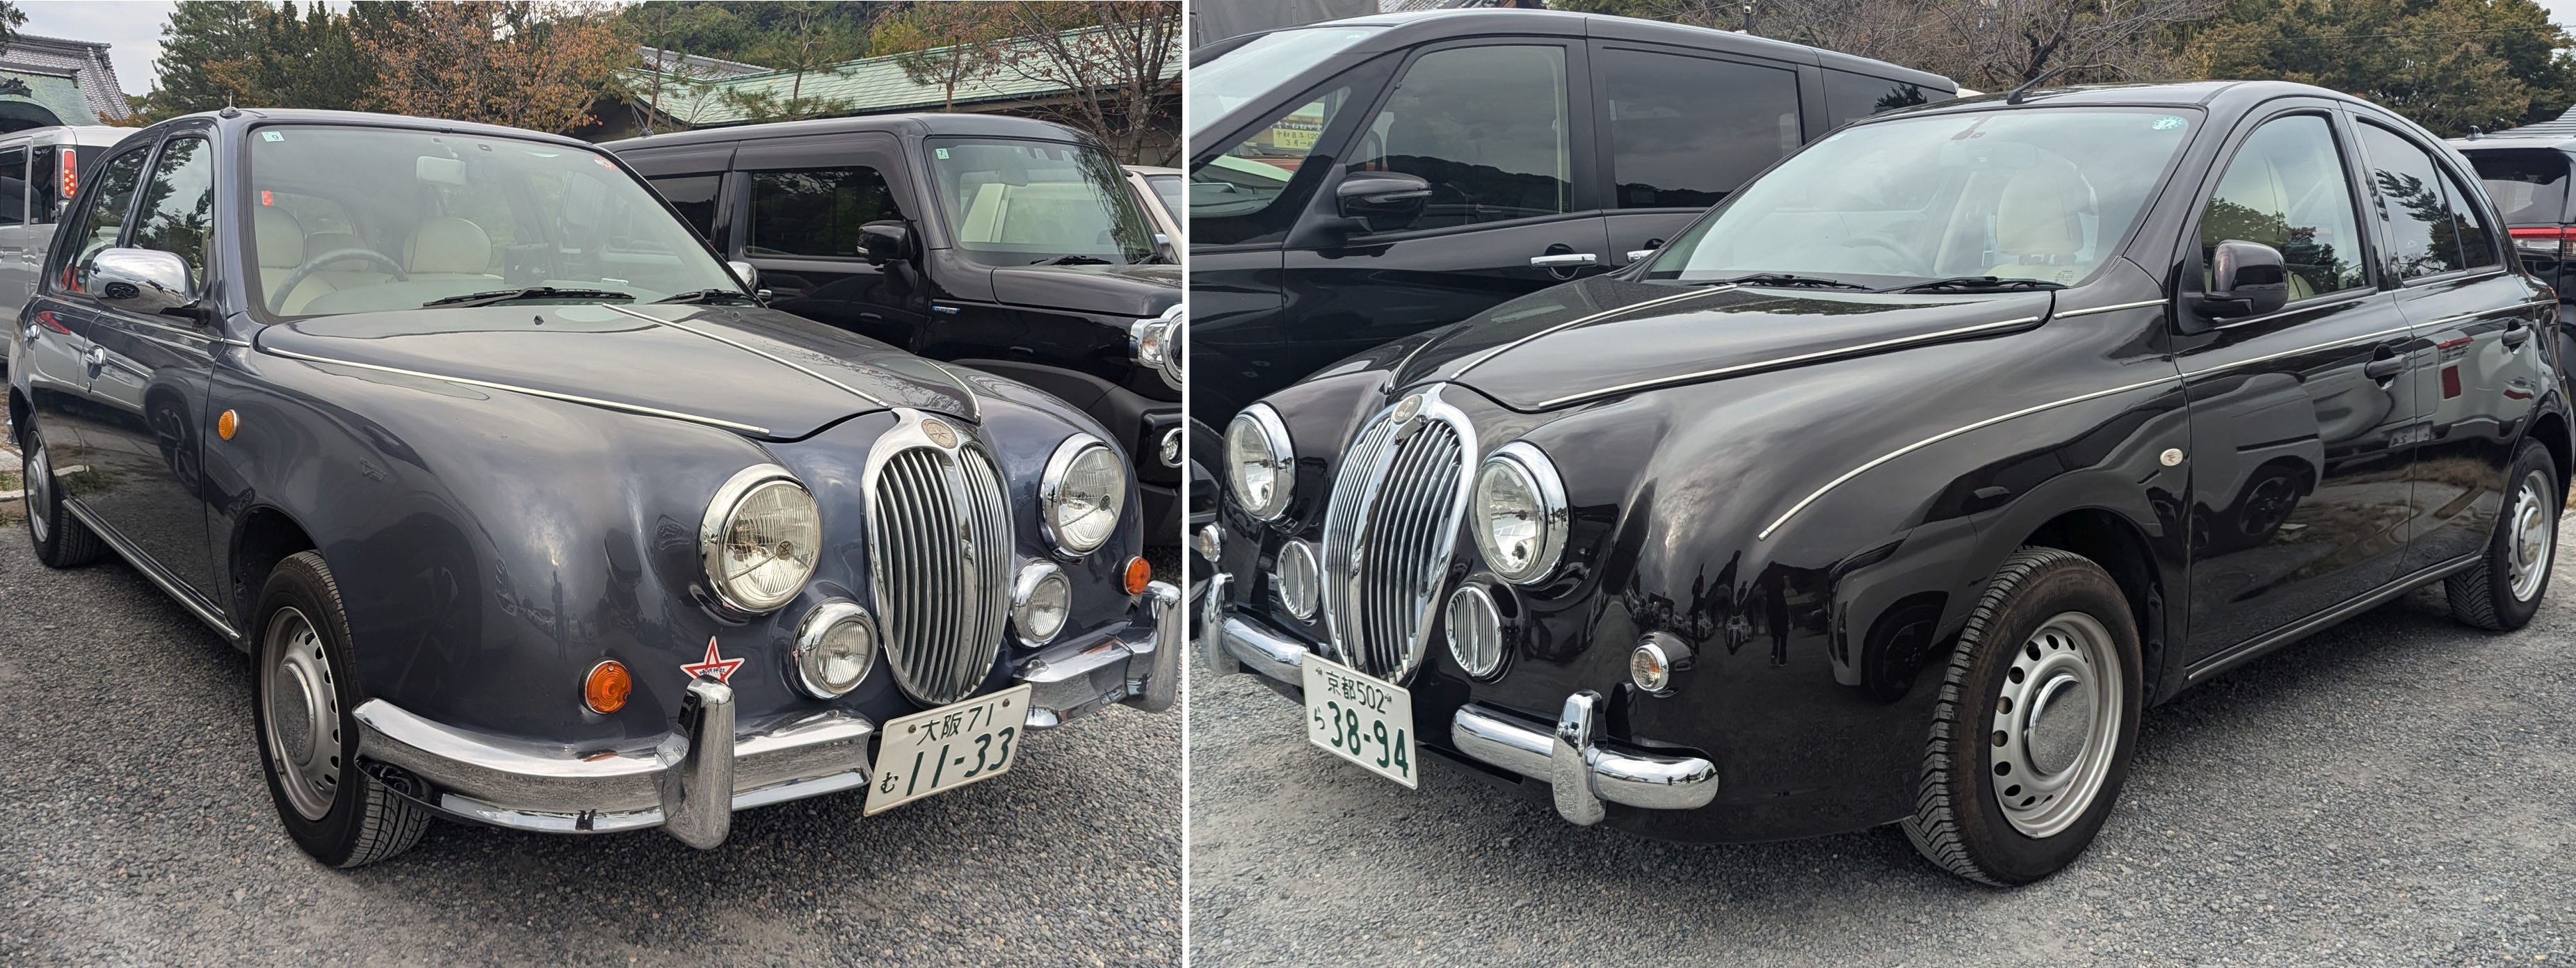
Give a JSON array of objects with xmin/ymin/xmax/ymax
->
[
  {"xmin": 2194, "ymin": 239, "xmax": 2290, "ymax": 321},
  {"xmin": 725, "ymin": 260, "xmax": 758, "ymax": 291},
  {"xmin": 416, "ymin": 156, "xmax": 467, "ymax": 186},
  {"xmin": 1335, "ymin": 171, "xmax": 1431, "ymax": 234},
  {"xmin": 856, "ymin": 220, "xmax": 915, "ymax": 266},
  {"xmin": 90, "ymin": 248, "xmax": 200, "ymax": 317}
]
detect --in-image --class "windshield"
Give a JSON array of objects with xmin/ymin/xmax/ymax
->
[
  {"xmin": 245, "ymin": 125, "xmax": 741, "ymax": 317},
  {"xmin": 922, "ymin": 136, "xmax": 1159, "ymax": 266},
  {"xmin": 1645, "ymin": 107, "xmax": 2199, "ymax": 289},
  {"xmin": 1187, "ymin": 26, "xmax": 1385, "ymax": 138}
]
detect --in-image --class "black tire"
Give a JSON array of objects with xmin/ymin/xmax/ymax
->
[
  {"xmin": 19, "ymin": 423, "xmax": 105, "ymax": 568},
  {"xmin": 252, "ymin": 551, "xmax": 431, "ymax": 867},
  {"xmin": 2445, "ymin": 440, "xmax": 2559, "ymax": 631},
  {"xmin": 1903, "ymin": 547, "xmax": 2143, "ymax": 886}
]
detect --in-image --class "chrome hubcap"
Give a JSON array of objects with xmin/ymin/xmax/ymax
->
[
  {"xmin": 261, "ymin": 608, "xmax": 341, "ymax": 821},
  {"xmin": 22, "ymin": 437, "xmax": 49, "ymax": 543},
  {"xmin": 2509, "ymin": 469, "xmax": 2554, "ymax": 603},
  {"xmin": 1990, "ymin": 611, "xmax": 2123, "ymax": 839}
]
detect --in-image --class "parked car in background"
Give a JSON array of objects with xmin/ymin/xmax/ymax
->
[
  {"xmin": 1203, "ymin": 80, "xmax": 2566, "ymax": 885},
  {"xmin": 603, "ymin": 115, "xmax": 1186, "ymax": 543},
  {"xmin": 1125, "ymin": 164, "xmax": 1185, "ymax": 245},
  {"xmin": 0, "ymin": 124, "xmax": 131, "ymax": 366},
  {"xmin": 1184, "ymin": 8, "xmax": 1956, "ymax": 510},
  {"xmin": 13, "ymin": 108, "xmax": 1177, "ymax": 868},
  {"xmin": 2455, "ymin": 134, "xmax": 2576, "ymax": 398}
]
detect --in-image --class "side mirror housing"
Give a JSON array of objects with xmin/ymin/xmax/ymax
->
[
  {"xmin": 90, "ymin": 248, "xmax": 200, "ymax": 318},
  {"xmin": 725, "ymin": 260, "xmax": 759, "ymax": 292},
  {"xmin": 855, "ymin": 220, "xmax": 916, "ymax": 267},
  {"xmin": 2192, "ymin": 239, "xmax": 2290, "ymax": 322},
  {"xmin": 1334, "ymin": 171, "xmax": 1431, "ymax": 235}
]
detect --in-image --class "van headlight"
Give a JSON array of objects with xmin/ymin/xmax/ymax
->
[
  {"xmin": 700, "ymin": 466, "xmax": 821, "ymax": 613},
  {"xmin": 1225, "ymin": 404, "xmax": 1293, "ymax": 520},
  {"xmin": 1042, "ymin": 435, "xmax": 1126, "ymax": 555},
  {"xmin": 1472, "ymin": 442, "xmax": 1568, "ymax": 584}
]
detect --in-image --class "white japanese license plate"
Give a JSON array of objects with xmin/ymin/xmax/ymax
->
[
  {"xmin": 864, "ymin": 684, "xmax": 1032, "ymax": 815},
  {"xmin": 1301, "ymin": 654, "xmax": 1419, "ymax": 789}
]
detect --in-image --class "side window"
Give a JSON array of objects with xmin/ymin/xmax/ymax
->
[
  {"xmin": 1350, "ymin": 45, "xmax": 1572, "ymax": 231},
  {"xmin": 2356, "ymin": 122, "xmax": 2486, "ymax": 280},
  {"xmin": 1825, "ymin": 70, "xmax": 1933, "ymax": 128},
  {"xmin": 2199, "ymin": 114, "xmax": 2367, "ymax": 299},
  {"xmin": 0, "ymin": 147, "xmax": 24, "ymax": 227},
  {"xmin": 30, "ymin": 145, "xmax": 63, "ymax": 224},
  {"xmin": 746, "ymin": 167, "xmax": 903, "ymax": 259},
  {"xmin": 129, "ymin": 137, "xmax": 216, "ymax": 287},
  {"xmin": 1600, "ymin": 49, "xmax": 1800, "ymax": 209},
  {"xmin": 2438, "ymin": 166, "xmax": 2499, "ymax": 271},
  {"xmin": 54, "ymin": 145, "xmax": 150, "ymax": 290},
  {"xmin": 1190, "ymin": 81, "xmax": 1362, "ymax": 247},
  {"xmin": 648, "ymin": 174, "xmax": 721, "ymax": 241}
]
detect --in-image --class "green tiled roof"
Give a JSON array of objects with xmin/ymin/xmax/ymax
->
[{"xmin": 636, "ymin": 26, "xmax": 1181, "ymax": 128}]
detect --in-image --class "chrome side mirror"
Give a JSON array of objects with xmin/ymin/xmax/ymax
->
[
  {"xmin": 725, "ymin": 259, "xmax": 758, "ymax": 292},
  {"xmin": 90, "ymin": 248, "xmax": 200, "ymax": 317}
]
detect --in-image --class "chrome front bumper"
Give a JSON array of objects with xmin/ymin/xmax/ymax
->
[
  {"xmin": 1208, "ymin": 597, "xmax": 1719, "ymax": 825},
  {"xmin": 355, "ymin": 581, "xmax": 1182, "ymax": 848}
]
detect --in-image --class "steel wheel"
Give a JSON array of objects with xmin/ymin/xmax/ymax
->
[
  {"xmin": 2509, "ymin": 469, "xmax": 2554, "ymax": 603},
  {"xmin": 1990, "ymin": 611, "xmax": 2124, "ymax": 839},
  {"xmin": 22, "ymin": 436, "xmax": 49, "ymax": 544},
  {"xmin": 262, "ymin": 606, "xmax": 343, "ymax": 821}
]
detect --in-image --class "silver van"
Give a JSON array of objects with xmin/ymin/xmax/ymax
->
[{"xmin": 0, "ymin": 126, "xmax": 134, "ymax": 360}]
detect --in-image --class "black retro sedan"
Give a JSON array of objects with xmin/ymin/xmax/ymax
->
[
  {"xmin": 10, "ymin": 109, "xmax": 1176, "ymax": 868},
  {"xmin": 1200, "ymin": 81, "xmax": 2566, "ymax": 884}
]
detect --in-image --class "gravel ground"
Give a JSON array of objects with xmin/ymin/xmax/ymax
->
[
  {"xmin": 1189, "ymin": 522, "xmax": 2576, "ymax": 966},
  {"xmin": 0, "ymin": 538, "xmax": 1181, "ymax": 965}
]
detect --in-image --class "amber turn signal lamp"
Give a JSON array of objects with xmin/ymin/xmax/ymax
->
[
  {"xmin": 216, "ymin": 410, "xmax": 239, "ymax": 440},
  {"xmin": 584, "ymin": 660, "xmax": 631, "ymax": 713},
  {"xmin": 1124, "ymin": 556, "xmax": 1152, "ymax": 595}
]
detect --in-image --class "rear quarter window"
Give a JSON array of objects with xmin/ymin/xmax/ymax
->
[{"xmin": 2465, "ymin": 148, "xmax": 2570, "ymax": 225}]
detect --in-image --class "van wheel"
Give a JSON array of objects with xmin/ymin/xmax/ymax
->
[
  {"xmin": 2446, "ymin": 440, "xmax": 2558, "ymax": 631},
  {"xmin": 252, "ymin": 551, "xmax": 431, "ymax": 867},
  {"xmin": 1903, "ymin": 547, "xmax": 2142, "ymax": 886},
  {"xmin": 21, "ymin": 425, "xmax": 104, "ymax": 567}
]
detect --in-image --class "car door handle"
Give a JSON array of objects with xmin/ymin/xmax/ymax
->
[
  {"xmin": 2362, "ymin": 355, "xmax": 2405, "ymax": 381},
  {"xmin": 1529, "ymin": 252, "xmax": 1598, "ymax": 267}
]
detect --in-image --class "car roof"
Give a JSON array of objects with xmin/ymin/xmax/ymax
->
[
  {"xmin": 1878, "ymin": 79, "xmax": 2383, "ymax": 119},
  {"xmin": 132, "ymin": 108, "xmax": 604, "ymax": 152},
  {"xmin": 2450, "ymin": 135, "xmax": 2576, "ymax": 153},
  {"xmin": 0, "ymin": 124, "xmax": 132, "ymax": 147},
  {"xmin": 1253, "ymin": 9, "xmax": 1951, "ymax": 90},
  {"xmin": 599, "ymin": 112, "xmax": 1091, "ymax": 153}
]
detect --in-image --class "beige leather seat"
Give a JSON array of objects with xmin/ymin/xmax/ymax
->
[
  {"xmin": 958, "ymin": 182, "xmax": 1095, "ymax": 250},
  {"xmin": 1985, "ymin": 159, "xmax": 2092, "ymax": 283},
  {"xmin": 403, "ymin": 217, "xmax": 500, "ymax": 281},
  {"xmin": 253, "ymin": 205, "xmax": 307, "ymax": 312}
]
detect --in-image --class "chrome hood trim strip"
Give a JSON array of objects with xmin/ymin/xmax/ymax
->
[
  {"xmin": 260, "ymin": 345, "xmax": 772, "ymax": 435},
  {"xmin": 1539, "ymin": 314, "xmax": 2043, "ymax": 410},
  {"xmin": 601, "ymin": 304, "xmax": 889, "ymax": 408}
]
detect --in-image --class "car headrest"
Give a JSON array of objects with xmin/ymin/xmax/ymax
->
[
  {"xmin": 404, "ymin": 217, "xmax": 492, "ymax": 275},
  {"xmin": 1993, "ymin": 158, "xmax": 2090, "ymax": 258},
  {"xmin": 254, "ymin": 205, "xmax": 305, "ymax": 269}
]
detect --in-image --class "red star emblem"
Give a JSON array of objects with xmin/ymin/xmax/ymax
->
[{"xmin": 681, "ymin": 636, "xmax": 745, "ymax": 684}]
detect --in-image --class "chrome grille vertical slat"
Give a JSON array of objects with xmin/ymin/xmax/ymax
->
[
  {"xmin": 867, "ymin": 419, "xmax": 1012, "ymax": 708},
  {"xmin": 1316, "ymin": 392, "xmax": 1473, "ymax": 684}
]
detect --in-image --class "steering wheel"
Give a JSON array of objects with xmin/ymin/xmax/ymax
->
[{"xmin": 271, "ymin": 248, "xmax": 410, "ymax": 312}]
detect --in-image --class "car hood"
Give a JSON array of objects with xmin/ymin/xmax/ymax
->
[
  {"xmin": 253, "ymin": 302, "xmax": 978, "ymax": 439},
  {"xmin": 1395, "ymin": 276, "xmax": 2058, "ymax": 411},
  {"xmin": 988, "ymin": 262, "xmax": 1182, "ymax": 318}
]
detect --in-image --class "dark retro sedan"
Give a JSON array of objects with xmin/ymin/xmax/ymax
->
[
  {"xmin": 10, "ymin": 109, "xmax": 1176, "ymax": 867},
  {"xmin": 1200, "ymin": 81, "xmax": 2565, "ymax": 884}
]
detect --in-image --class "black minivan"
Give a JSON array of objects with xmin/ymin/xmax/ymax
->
[
  {"xmin": 603, "ymin": 114, "xmax": 1185, "ymax": 540},
  {"xmin": 2456, "ymin": 134, "xmax": 2576, "ymax": 385},
  {"xmin": 1186, "ymin": 8, "xmax": 1955, "ymax": 443}
]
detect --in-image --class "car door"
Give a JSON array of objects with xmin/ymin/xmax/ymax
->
[
  {"xmin": 28, "ymin": 140, "xmax": 152, "ymax": 471},
  {"xmin": 1590, "ymin": 41, "xmax": 1809, "ymax": 269},
  {"xmin": 732, "ymin": 136, "xmax": 931, "ymax": 349},
  {"xmin": 2348, "ymin": 118, "xmax": 2555, "ymax": 571},
  {"xmin": 2172, "ymin": 106, "xmax": 2425, "ymax": 663},
  {"xmin": 60, "ymin": 129, "xmax": 225, "ymax": 597},
  {"xmin": 1273, "ymin": 39, "xmax": 1607, "ymax": 397}
]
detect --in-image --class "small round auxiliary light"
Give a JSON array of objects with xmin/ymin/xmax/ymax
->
[
  {"xmin": 1444, "ymin": 583, "xmax": 1505, "ymax": 678},
  {"xmin": 1273, "ymin": 539, "xmax": 1320, "ymax": 620},
  {"xmin": 1630, "ymin": 632, "xmax": 1693, "ymax": 696},
  {"xmin": 216, "ymin": 410, "xmax": 239, "ymax": 441},
  {"xmin": 584, "ymin": 660, "xmax": 631, "ymax": 714},
  {"xmin": 1125, "ymin": 556, "xmax": 1153, "ymax": 596}
]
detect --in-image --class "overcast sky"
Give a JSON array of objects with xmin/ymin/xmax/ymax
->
[{"xmin": 29, "ymin": 0, "xmax": 2576, "ymax": 97}]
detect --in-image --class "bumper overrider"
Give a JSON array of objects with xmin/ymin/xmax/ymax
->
[
  {"xmin": 354, "ymin": 581, "xmax": 1180, "ymax": 848},
  {"xmin": 1202, "ymin": 575, "xmax": 1718, "ymax": 826}
]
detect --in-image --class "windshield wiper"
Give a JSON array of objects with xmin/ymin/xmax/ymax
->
[
  {"xmin": 1719, "ymin": 273, "xmax": 1871, "ymax": 291},
  {"xmin": 652, "ymin": 289, "xmax": 760, "ymax": 305},
  {"xmin": 1030, "ymin": 254, "xmax": 1113, "ymax": 266},
  {"xmin": 421, "ymin": 287, "xmax": 635, "ymax": 308},
  {"xmin": 1886, "ymin": 275, "xmax": 2069, "ymax": 293}
]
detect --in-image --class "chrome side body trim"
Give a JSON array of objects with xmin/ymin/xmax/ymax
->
[
  {"xmin": 63, "ymin": 501, "xmax": 240, "ymax": 640},
  {"xmin": 2184, "ymin": 554, "xmax": 2478, "ymax": 683},
  {"xmin": 600, "ymin": 304, "xmax": 888, "ymax": 408},
  {"xmin": 1538, "ymin": 314, "xmax": 2042, "ymax": 409},
  {"xmin": 260, "ymin": 345, "xmax": 771, "ymax": 435},
  {"xmin": 2052, "ymin": 298, "xmax": 2170, "ymax": 319},
  {"xmin": 2177, "ymin": 325, "xmax": 2415, "ymax": 378}
]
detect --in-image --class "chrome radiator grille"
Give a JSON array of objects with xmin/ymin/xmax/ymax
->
[
  {"xmin": 1319, "ymin": 395, "xmax": 1472, "ymax": 682},
  {"xmin": 869, "ymin": 441, "xmax": 1013, "ymax": 707}
]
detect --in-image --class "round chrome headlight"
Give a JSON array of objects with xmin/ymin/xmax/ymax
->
[
  {"xmin": 1472, "ymin": 442, "xmax": 1568, "ymax": 584},
  {"xmin": 1013, "ymin": 563, "xmax": 1072, "ymax": 644},
  {"xmin": 1445, "ymin": 584, "xmax": 1505, "ymax": 678},
  {"xmin": 1225, "ymin": 404, "xmax": 1293, "ymax": 520},
  {"xmin": 1274, "ymin": 538, "xmax": 1320, "ymax": 620},
  {"xmin": 792, "ymin": 602, "xmax": 877, "ymax": 698},
  {"xmin": 700, "ymin": 466, "xmax": 821, "ymax": 613},
  {"xmin": 1041, "ymin": 436, "xmax": 1127, "ymax": 556}
]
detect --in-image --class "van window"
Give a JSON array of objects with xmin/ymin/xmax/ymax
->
[
  {"xmin": 924, "ymin": 137, "xmax": 1158, "ymax": 265},
  {"xmin": 1191, "ymin": 81, "xmax": 1364, "ymax": 247},
  {"xmin": 1600, "ymin": 49, "xmax": 1801, "ymax": 209},
  {"xmin": 648, "ymin": 174, "xmax": 721, "ymax": 241},
  {"xmin": 1825, "ymin": 70, "xmax": 1933, "ymax": 128},
  {"xmin": 0, "ymin": 146, "xmax": 23, "ymax": 227},
  {"xmin": 1350, "ymin": 44, "xmax": 1572, "ymax": 230},
  {"xmin": 31, "ymin": 145, "xmax": 65, "ymax": 224},
  {"xmin": 746, "ymin": 168, "xmax": 903, "ymax": 259},
  {"xmin": 2465, "ymin": 149, "xmax": 2568, "ymax": 225}
]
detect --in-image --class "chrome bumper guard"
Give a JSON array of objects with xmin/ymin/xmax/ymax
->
[
  {"xmin": 355, "ymin": 581, "xmax": 1182, "ymax": 848},
  {"xmin": 1451, "ymin": 694, "xmax": 1719, "ymax": 825}
]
